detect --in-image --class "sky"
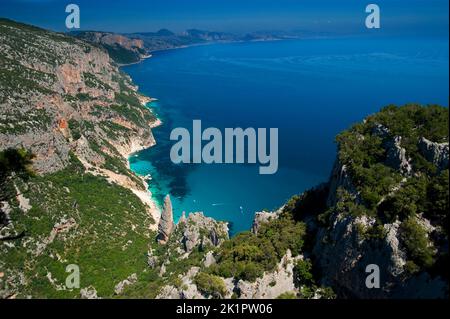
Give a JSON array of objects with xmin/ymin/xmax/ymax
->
[{"xmin": 0, "ymin": 0, "xmax": 448, "ymax": 35}]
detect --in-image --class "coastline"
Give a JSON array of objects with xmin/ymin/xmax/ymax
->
[
  {"xmin": 117, "ymin": 54, "xmax": 153, "ymax": 67},
  {"xmin": 121, "ymin": 36, "xmax": 303, "ymax": 65},
  {"xmin": 117, "ymin": 36, "xmax": 321, "ymax": 229},
  {"xmin": 123, "ymin": 95, "xmax": 163, "ymax": 226}
]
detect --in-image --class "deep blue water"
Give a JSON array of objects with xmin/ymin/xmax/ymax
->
[{"xmin": 124, "ymin": 36, "xmax": 449, "ymax": 235}]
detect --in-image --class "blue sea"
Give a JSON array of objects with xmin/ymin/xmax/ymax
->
[{"xmin": 124, "ymin": 36, "xmax": 449, "ymax": 235}]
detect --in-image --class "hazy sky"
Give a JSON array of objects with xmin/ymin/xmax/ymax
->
[{"xmin": 1, "ymin": 0, "xmax": 448, "ymax": 35}]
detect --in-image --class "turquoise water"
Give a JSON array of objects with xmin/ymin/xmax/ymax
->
[{"xmin": 124, "ymin": 36, "xmax": 449, "ymax": 235}]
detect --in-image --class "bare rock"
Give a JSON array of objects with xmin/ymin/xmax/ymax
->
[
  {"xmin": 418, "ymin": 137, "xmax": 449, "ymax": 171},
  {"xmin": 80, "ymin": 286, "xmax": 99, "ymax": 299},
  {"xmin": 252, "ymin": 211, "xmax": 278, "ymax": 234},
  {"xmin": 203, "ymin": 251, "xmax": 216, "ymax": 267},
  {"xmin": 326, "ymin": 159, "xmax": 358, "ymax": 207},
  {"xmin": 147, "ymin": 249, "xmax": 158, "ymax": 268},
  {"xmin": 114, "ymin": 273, "xmax": 137, "ymax": 295},
  {"xmin": 178, "ymin": 212, "xmax": 228, "ymax": 254},
  {"xmin": 157, "ymin": 195, "xmax": 174, "ymax": 244},
  {"xmin": 372, "ymin": 124, "xmax": 412, "ymax": 176},
  {"xmin": 385, "ymin": 136, "xmax": 412, "ymax": 176},
  {"xmin": 156, "ymin": 267, "xmax": 205, "ymax": 299},
  {"xmin": 237, "ymin": 250, "xmax": 300, "ymax": 299}
]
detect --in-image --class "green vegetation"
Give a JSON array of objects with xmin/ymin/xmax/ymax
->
[
  {"xmin": 0, "ymin": 108, "xmax": 53, "ymax": 135},
  {"xmin": 75, "ymin": 93, "xmax": 92, "ymax": 102},
  {"xmin": 68, "ymin": 119, "xmax": 82, "ymax": 140},
  {"xmin": 194, "ymin": 272, "xmax": 227, "ymax": 299},
  {"xmin": 0, "ymin": 148, "xmax": 34, "ymax": 203},
  {"xmin": 293, "ymin": 259, "xmax": 314, "ymax": 285},
  {"xmin": 103, "ymin": 44, "xmax": 142, "ymax": 65},
  {"xmin": 1, "ymin": 154, "xmax": 155, "ymax": 298},
  {"xmin": 210, "ymin": 213, "xmax": 306, "ymax": 282},
  {"xmin": 115, "ymin": 92, "xmax": 141, "ymax": 107},
  {"xmin": 334, "ymin": 104, "xmax": 448, "ymax": 275},
  {"xmin": 83, "ymin": 72, "xmax": 112, "ymax": 91},
  {"xmin": 276, "ymin": 292, "xmax": 297, "ymax": 299},
  {"xmin": 400, "ymin": 217, "xmax": 435, "ymax": 269},
  {"xmin": 336, "ymin": 104, "xmax": 448, "ymax": 213}
]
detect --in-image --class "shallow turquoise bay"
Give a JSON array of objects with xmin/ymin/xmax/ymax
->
[{"xmin": 124, "ymin": 36, "xmax": 449, "ymax": 235}]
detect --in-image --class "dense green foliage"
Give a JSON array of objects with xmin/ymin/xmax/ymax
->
[
  {"xmin": 194, "ymin": 272, "xmax": 227, "ymax": 299},
  {"xmin": 334, "ymin": 104, "xmax": 448, "ymax": 275},
  {"xmin": 286, "ymin": 185, "xmax": 329, "ymax": 222},
  {"xmin": 210, "ymin": 213, "xmax": 306, "ymax": 282},
  {"xmin": 103, "ymin": 44, "xmax": 142, "ymax": 65},
  {"xmin": 293, "ymin": 259, "xmax": 314, "ymax": 285},
  {"xmin": 0, "ymin": 148, "xmax": 34, "ymax": 202},
  {"xmin": 0, "ymin": 153, "xmax": 155, "ymax": 298},
  {"xmin": 337, "ymin": 105, "xmax": 448, "ymax": 211},
  {"xmin": 400, "ymin": 217, "xmax": 435, "ymax": 270}
]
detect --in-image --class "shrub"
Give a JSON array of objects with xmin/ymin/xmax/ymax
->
[
  {"xmin": 276, "ymin": 292, "xmax": 297, "ymax": 299},
  {"xmin": 211, "ymin": 214, "xmax": 306, "ymax": 282},
  {"xmin": 294, "ymin": 259, "xmax": 314, "ymax": 286},
  {"xmin": 400, "ymin": 217, "xmax": 435, "ymax": 269},
  {"xmin": 68, "ymin": 119, "xmax": 81, "ymax": 140},
  {"xmin": 194, "ymin": 272, "xmax": 227, "ymax": 299}
]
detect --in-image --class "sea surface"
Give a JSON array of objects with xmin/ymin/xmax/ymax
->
[{"xmin": 124, "ymin": 36, "xmax": 449, "ymax": 235}]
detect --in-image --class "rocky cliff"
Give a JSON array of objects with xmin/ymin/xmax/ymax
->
[
  {"xmin": 0, "ymin": 19, "xmax": 447, "ymax": 300},
  {"xmin": 157, "ymin": 195, "xmax": 174, "ymax": 244},
  {"xmin": 310, "ymin": 105, "xmax": 449, "ymax": 298},
  {"xmin": 72, "ymin": 31, "xmax": 150, "ymax": 65},
  {"xmin": 0, "ymin": 18, "xmax": 160, "ymax": 298},
  {"xmin": 153, "ymin": 105, "xmax": 448, "ymax": 300}
]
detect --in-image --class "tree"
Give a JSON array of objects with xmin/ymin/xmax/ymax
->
[{"xmin": 0, "ymin": 148, "xmax": 34, "ymax": 202}]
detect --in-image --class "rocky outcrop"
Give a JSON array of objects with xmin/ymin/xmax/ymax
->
[
  {"xmin": 385, "ymin": 136, "xmax": 412, "ymax": 176},
  {"xmin": 312, "ymin": 212, "xmax": 409, "ymax": 298},
  {"xmin": 252, "ymin": 211, "xmax": 279, "ymax": 234},
  {"xmin": 237, "ymin": 250, "xmax": 300, "ymax": 299},
  {"xmin": 80, "ymin": 286, "xmax": 99, "ymax": 299},
  {"xmin": 326, "ymin": 159, "xmax": 358, "ymax": 207},
  {"xmin": 156, "ymin": 267, "xmax": 206, "ymax": 299},
  {"xmin": 157, "ymin": 195, "xmax": 174, "ymax": 244},
  {"xmin": 147, "ymin": 248, "xmax": 159, "ymax": 268},
  {"xmin": 114, "ymin": 273, "xmax": 137, "ymax": 295},
  {"xmin": 373, "ymin": 124, "xmax": 412, "ymax": 176},
  {"xmin": 73, "ymin": 31, "xmax": 149, "ymax": 64},
  {"xmin": 203, "ymin": 251, "xmax": 216, "ymax": 267},
  {"xmin": 156, "ymin": 250, "xmax": 302, "ymax": 300},
  {"xmin": 418, "ymin": 137, "xmax": 449, "ymax": 171},
  {"xmin": 178, "ymin": 212, "xmax": 229, "ymax": 253},
  {"xmin": 35, "ymin": 217, "xmax": 78, "ymax": 256}
]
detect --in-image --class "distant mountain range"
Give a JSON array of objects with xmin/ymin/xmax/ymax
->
[{"xmin": 72, "ymin": 29, "xmax": 302, "ymax": 64}]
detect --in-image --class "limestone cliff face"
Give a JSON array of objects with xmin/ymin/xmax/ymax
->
[
  {"xmin": 314, "ymin": 185, "xmax": 447, "ymax": 298},
  {"xmin": 73, "ymin": 31, "xmax": 149, "ymax": 65},
  {"xmin": 0, "ymin": 19, "xmax": 159, "ymax": 219},
  {"xmin": 312, "ymin": 213, "xmax": 408, "ymax": 298},
  {"xmin": 311, "ymin": 118, "xmax": 448, "ymax": 299},
  {"xmin": 78, "ymin": 32, "xmax": 145, "ymax": 51},
  {"xmin": 372, "ymin": 124, "xmax": 412, "ymax": 176},
  {"xmin": 156, "ymin": 249, "xmax": 306, "ymax": 300},
  {"xmin": 418, "ymin": 137, "xmax": 449, "ymax": 172},
  {"xmin": 178, "ymin": 212, "xmax": 229, "ymax": 253},
  {"xmin": 157, "ymin": 195, "xmax": 174, "ymax": 244},
  {"xmin": 236, "ymin": 250, "xmax": 301, "ymax": 299},
  {"xmin": 0, "ymin": 20, "xmax": 162, "ymax": 298},
  {"xmin": 326, "ymin": 159, "xmax": 358, "ymax": 207}
]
